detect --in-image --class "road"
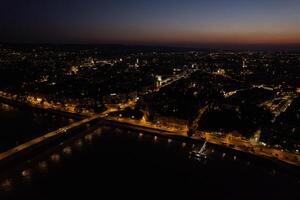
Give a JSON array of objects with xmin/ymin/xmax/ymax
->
[
  {"xmin": 193, "ymin": 131, "xmax": 300, "ymax": 166},
  {"xmin": 105, "ymin": 115, "xmax": 300, "ymax": 166},
  {"xmin": 0, "ymin": 115, "xmax": 101, "ymax": 163},
  {"xmin": 0, "ymin": 91, "xmax": 94, "ymax": 116},
  {"xmin": 1, "ymin": 89, "xmax": 299, "ymax": 167}
]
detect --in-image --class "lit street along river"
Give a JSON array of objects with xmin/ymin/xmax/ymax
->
[
  {"xmin": 0, "ymin": 102, "xmax": 77, "ymax": 153},
  {"xmin": 0, "ymin": 125, "xmax": 299, "ymax": 199}
]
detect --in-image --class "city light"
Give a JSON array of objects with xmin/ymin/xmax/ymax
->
[{"xmin": 0, "ymin": 16, "xmax": 300, "ymax": 198}]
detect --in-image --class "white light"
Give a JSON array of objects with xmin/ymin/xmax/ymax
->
[{"xmin": 21, "ymin": 169, "xmax": 31, "ymax": 178}]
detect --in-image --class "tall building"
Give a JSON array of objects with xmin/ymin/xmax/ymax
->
[
  {"xmin": 242, "ymin": 59, "xmax": 247, "ymax": 68},
  {"xmin": 135, "ymin": 58, "xmax": 140, "ymax": 68},
  {"xmin": 156, "ymin": 75, "xmax": 162, "ymax": 88}
]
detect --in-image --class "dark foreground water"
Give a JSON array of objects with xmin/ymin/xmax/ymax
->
[
  {"xmin": 1, "ymin": 125, "xmax": 299, "ymax": 200},
  {"xmin": 0, "ymin": 103, "xmax": 76, "ymax": 153}
]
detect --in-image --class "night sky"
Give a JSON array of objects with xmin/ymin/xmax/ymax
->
[{"xmin": 1, "ymin": 0, "xmax": 300, "ymax": 47}]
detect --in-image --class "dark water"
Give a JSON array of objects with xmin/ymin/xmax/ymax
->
[
  {"xmin": 0, "ymin": 103, "xmax": 75, "ymax": 152},
  {"xmin": 1, "ymin": 125, "xmax": 299, "ymax": 199}
]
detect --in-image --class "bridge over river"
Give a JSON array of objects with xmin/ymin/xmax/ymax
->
[
  {"xmin": 0, "ymin": 112, "xmax": 299, "ymax": 199},
  {"xmin": 0, "ymin": 90, "xmax": 299, "ymax": 198}
]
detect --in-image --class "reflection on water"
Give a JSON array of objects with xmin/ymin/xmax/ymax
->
[
  {"xmin": 0, "ymin": 103, "xmax": 76, "ymax": 153},
  {"xmin": 0, "ymin": 104, "xmax": 14, "ymax": 112},
  {"xmin": 0, "ymin": 124, "xmax": 299, "ymax": 199}
]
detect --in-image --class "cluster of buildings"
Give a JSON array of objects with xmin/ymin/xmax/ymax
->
[{"xmin": 0, "ymin": 45, "xmax": 299, "ymax": 153}]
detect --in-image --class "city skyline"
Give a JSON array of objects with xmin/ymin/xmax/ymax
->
[
  {"xmin": 0, "ymin": 1, "xmax": 299, "ymax": 198},
  {"xmin": 1, "ymin": 0, "xmax": 300, "ymax": 49}
]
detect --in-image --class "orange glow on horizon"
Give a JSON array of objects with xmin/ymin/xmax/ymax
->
[
  {"xmin": 138, "ymin": 31, "xmax": 300, "ymax": 45},
  {"xmin": 86, "ymin": 28, "xmax": 300, "ymax": 46}
]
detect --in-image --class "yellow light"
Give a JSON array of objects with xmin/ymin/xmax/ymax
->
[
  {"xmin": 62, "ymin": 147, "xmax": 72, "ymax": 156},
  {"xmin": 296, "ymin": 88, "xmax": 300, "ymax": 94},
  {"xmin": 50, "ymin": 154, "xmax": 61, "ymax": 162},
  {"xmin": 38, "ymin": 161, "xmax": 48, "ymax": 173},
  {"xmin": 84, "ymin": 134, "xmax": 93, "ymax": 142},
  {"xmin": 94, "ymin": 128, "xmax": 102, "ymax": 136},
  {"xmin": 75, "ymin": 139, "xmax": 83, "ymax": 148},
  {"xmin": 36, "ymin": 97, "xmax": 42, "ymax": 102},
  {"xmin": 1, "ymin": 179, "xmax": 12, "ymax": 192}
]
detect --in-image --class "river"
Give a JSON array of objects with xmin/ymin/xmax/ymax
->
[
  {"xmin": 1, "ymin": 124, "xmax": 299, "ymax": 199},
  {"xmin": 0, "ymin": 102, "xmax": 76, "ymax": 153}
]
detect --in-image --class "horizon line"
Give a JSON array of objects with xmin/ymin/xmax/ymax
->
[{"xmin": 1, "ymin": 42, "xmax": 300, "ymax": 51}]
